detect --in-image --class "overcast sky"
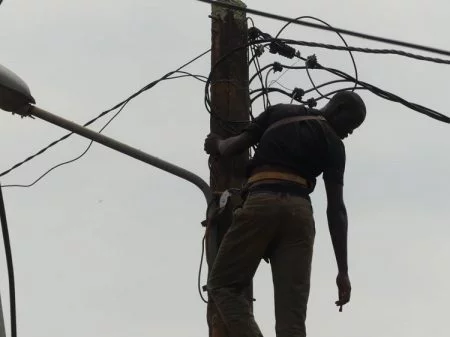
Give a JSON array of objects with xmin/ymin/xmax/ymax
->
[{"xmin": 0, "ymin": 0, "xmax": 449, "ymax": 336}]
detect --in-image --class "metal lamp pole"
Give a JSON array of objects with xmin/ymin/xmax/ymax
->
[{"xmin": 0, "ymin": 63, "xmax": 214, "ymax": 337}]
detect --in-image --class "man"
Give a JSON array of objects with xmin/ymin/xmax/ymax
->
[{"xmin": 204, "ymin": 91, "xmax": 367, "ymax": 337}]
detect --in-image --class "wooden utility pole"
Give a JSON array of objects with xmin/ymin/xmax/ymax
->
[{"xmin": 206, "ymin": 1, "xmax": 250, "ymax": 337}]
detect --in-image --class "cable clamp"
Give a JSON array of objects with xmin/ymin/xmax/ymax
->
[
  {"xmin": 306, "ymin": 54, "xmax": 318, "ymax": 69},
  {"xmin": 307, "ymin": 98, "xmax": 317, "ymax": 108},
  {"xmin": 272, "ymin": 62, "xmax": 283, "ymax": 73},
  {"xmin": 248, "ymin": 27, "xmax": 262, "ymax": 41},
  {"xmin": 254, "ymin": 45, "xmax": 265, "ymax": 58},
  {"xmin": 269, "ymin": 40, "xmax": 296, "ymax": 59},
  {"xmin": 292, "ymin": 88, "xmax": 305, "ymax": 101}
]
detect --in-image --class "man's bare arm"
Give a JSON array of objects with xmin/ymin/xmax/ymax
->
[
  {"xmin": 325, "ymin": 180, "xmax": 348, "ymax": 273},
  {"xmin": 204, "ymin": 132, "xmax": 259, "ymax": 157},
  {"xmin": 324, "ymin": 179, "xmax": 351, "ymax": 308}
]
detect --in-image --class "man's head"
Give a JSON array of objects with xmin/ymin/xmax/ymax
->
[{"xmin": 320, "ymin": 91, "xmax": 367, "ymax": 139}]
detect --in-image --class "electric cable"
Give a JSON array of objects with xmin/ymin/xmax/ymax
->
[
  {"xmin": 196, "ymin": 0, "xmax": 450, "ymax": 57},
  {"xmin": 0, "ymin": 186, "xmax": 17, "ymax": 337},
  {"xmin": 251, "ymin": 87, "xmax": 304, "ymax": 104},
  {"xmin": 198, "ymin": 233, "xmax": 208, "ymax": 303},
  {"xmin": 0, "ymin": 49, "xmax": 211, "ymax": 180},
  {"xmin": 276, "ymin": 16, "xmax": 359, "ymax": 98},
  {"xmin": 320, "ymin": 64, "xmax": 450, "ymax": 123},
  {"xmin": 248, "ymin": 20, "xmax": 270, "ymax": 110},
  {"xmin": 206, "ymin": 37, "xmax": 450, "ymax": 128},
  {"xmin": 2, "ymin": 69, "xmax": 212, "ymax": 188},
  {"xmin": 314, "ymin": 87, "xmax": 369, "ymax": 101},
  {"xmin": 2, "ymin": 100, "xmax": 129, "ymax": 188},
  {"xmin": 268, "ymin": 59, "xmax": 302, "ymax": 89},
  {"xmin": 274, "ymin": 39, "xmax": 450, "ymax": 65},
  {"xmin": 167, "ymin": 71, "xmax": 208, "ymax": 83},
  {"xmin": 250, "ymin": 46, "xmax": 270, "ymax": 109}
]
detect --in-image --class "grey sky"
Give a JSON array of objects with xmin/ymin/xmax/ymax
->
[{"xmin": 0, "ymin": 0, "xmax": 449, "ymax": 336}]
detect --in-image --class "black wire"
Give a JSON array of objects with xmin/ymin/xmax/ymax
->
[
  {"xmin": 250, "ymin": 46, "xmax": 270, "ymax": 109},
  {"xmin": 305, "ymin": 64, "xmax": 329, "ymax": 100},
  {"xmin": 267, "ymin": 59, "xmax": 304, "ymax": 90},
  {"xmin": 206, "ymin": 37, "xmax": 450, "ymax": 126},
  {"xmin": 2, "ymin": 101, "xmax": 130, "ymax": 188},
  {"xmin": 168, "ymin": 71, "xmax": 208, "ymax": 83},
  {"xmin": 314, "ymin": 86, "xmax": 369, "ymax": 101},
  {"xmin": 303, "ymin": 79, "xmax": 354, "ymax": 94},
  {"xmin": 2, "ymin": 68, "xmax": 214, "ymax": 188},
  {"xmin": 320, "ymin": 64, "xmax": 450, "ymax": 123},
  {"xmin": 249, "ymin": 62, "xmax": 273, "ymax": 85},
  {"xmin": 198, "ymin": 234, "xmax": 208, "ymax": 303},
  {"xmin": 264, "ymin": 68, "xmax": 274, "ymax": 94},
  {"xmin": 0, "ymin": 186, "xmax": 17, "ymax": 337},
  {"xmin": 0, "ymin": 49, "xmax": 211, "ymax": 180},
  {"xmin": 209, "ymin": 37, "xmax": 450, "ymax": 125},
  {"xmin": 276, "ymin": 16, "xmax": 359, "ymax": 98},
  {"xmin": 278, "ymin": 39, "xmax": 450, "ymax": 65},
  {"xmin": 245, "ymin": 38, "xmax": 450, "ymax": 65},
  {"xmin": 251, "ymin": 87, "xmax": 304, "ymax": 104},
  {"xmin": 196, "ymin": 0, "xmax": 450, "ymax": 57}
]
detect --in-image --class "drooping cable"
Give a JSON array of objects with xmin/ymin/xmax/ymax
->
[
  {"xmin": 2, "ymin": 70, "xmax": 211, "ymax": 188},
  {"xmin": 198, "ymin": 233, "xmax": 208, "ymax": 303},
  {"xmin": 2, "ymin": 100, "xmax": 129, "ymax": 188},
  {"xmin": 276, "ymin": 16, "xmax": 359, "ymax": 98},
  {"xmin": 321, "ymin": 64, "xmax": 450, "ymax": 123},
  {"xmin": 0, "ymin": 49, "xmax": 211, "ymax": 180},
  {"xmin": 0, "ymin": 186, "xmax": 17, "ymax": 337}
]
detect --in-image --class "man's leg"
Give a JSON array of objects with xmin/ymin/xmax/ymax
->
[
  {"xmin": 270, "ymin": 195, "xmax": 315, "ymax": 337},
  {"xmin": 207, "ymin": 193, "xmax": 280, "ymax": 337}
]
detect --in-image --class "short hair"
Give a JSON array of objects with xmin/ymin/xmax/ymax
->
[{"xmin": 330, "ymin": 91, "xmax": 367, "ymax": 128}]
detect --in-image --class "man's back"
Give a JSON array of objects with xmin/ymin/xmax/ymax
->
[{"xmin": 247, "ymin": 103, "xmax": 346, "ymax": 189}]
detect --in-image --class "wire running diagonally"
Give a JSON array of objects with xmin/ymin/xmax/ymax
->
[
  {"xmin": 276, "ymin": 16, "xmax": 359, "ymax": 99},
  {"xmin": 196, "ymin": 0, "xmax": 450, "ymax": 57},
  {"xmin": 0, "ymin": 49, "xmax": 211, "ymax": 184}
]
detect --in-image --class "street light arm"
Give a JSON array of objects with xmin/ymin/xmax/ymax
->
[{"xmin": 20, "ymin": 105, "xmax": 213, "ymax": 204}]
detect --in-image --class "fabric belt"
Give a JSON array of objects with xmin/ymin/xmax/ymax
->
[
  {"xmin": 247, "ymin": 171, "xmax": 309, "ymax": 187},
  {"xmin": 264, "ymin": 115, "xmax": 326, "ymax": 134}
]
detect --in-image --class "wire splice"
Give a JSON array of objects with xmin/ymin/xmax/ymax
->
[
  {"xmin": 269, "ymin": 41, "xmax": 297, "ymax": 59},
  {"xmin": 307, "ymin": 98, "xmax": 318, "ymax": 108},
  {"xmin": 306, "ymin": 55, "xmax": 318, "ymax": 69},
  {"xmin": 292, "ymin": 88, "xmax": 305, "ymax": 101},
  {"xmin": 273, "ymin": 62, "xmax": 283, "ymax": 73}
]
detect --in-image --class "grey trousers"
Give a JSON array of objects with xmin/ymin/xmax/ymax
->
[{"xmin": 207, "ymin": 192, "xmax": 316, "ymax": 337}]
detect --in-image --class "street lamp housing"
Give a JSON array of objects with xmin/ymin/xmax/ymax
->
[{"xmin": 0, "ymin": 64, "xmax": 35, "ymax": 112}]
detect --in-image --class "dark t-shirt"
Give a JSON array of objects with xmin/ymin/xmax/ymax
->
[{"xmin": 246, "ymin": 103, "xmax": 346, "ymax": 190}]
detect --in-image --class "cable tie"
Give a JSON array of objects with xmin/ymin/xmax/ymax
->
[
  {"xmin": 273, "ymin": 62, "xmax": 283, "ymax": 73},
  {"xmin": 307, "ymin": 98, "xmax": 317, "ymax": 108},
  {"xmin": 306, "ymin": 54, "xmax": 318, "ymax": 69}
]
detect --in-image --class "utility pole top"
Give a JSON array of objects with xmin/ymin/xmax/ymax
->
[{"xmin": 212, "ymin": 0, "xmax": 247, "ymax": 22}]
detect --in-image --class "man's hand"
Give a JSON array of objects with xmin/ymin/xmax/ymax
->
[
  {"xmin": 335, "ymin": 272, "xmax": 351, "ymax": 311},
  {"xmin": 204, "ymin": 133, "xmax": 222, "ymax": 156}
]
